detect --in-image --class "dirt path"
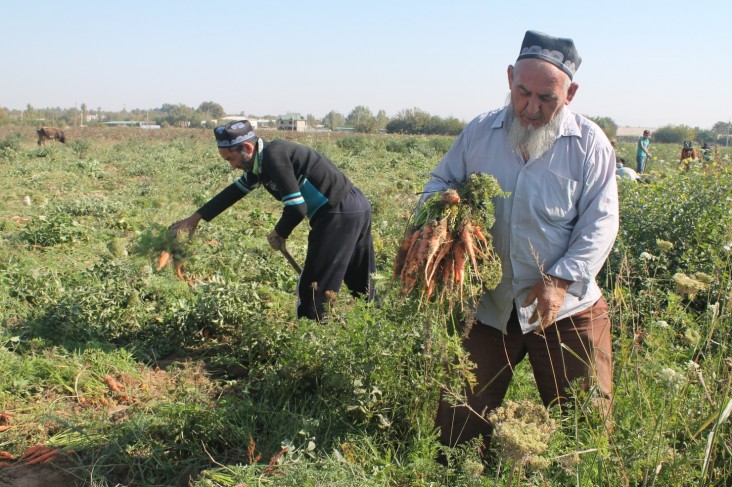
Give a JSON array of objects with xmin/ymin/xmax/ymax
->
[{"xmin": 0, "ymin": 464, "xmax": 82, "ymax": 486}]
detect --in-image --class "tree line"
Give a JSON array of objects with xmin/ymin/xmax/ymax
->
[
  {"xmin": 0, "ymin": 102, "xmax": 466, "ymax": 136},
  {"xmin": 1, "ymin": 102, "xmax": 730, "ymax": 143}
]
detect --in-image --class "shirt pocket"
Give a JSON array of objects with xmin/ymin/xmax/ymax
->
[{"xmin": 540, "ymin": 167, "xmax": 580, "ymax": 226}]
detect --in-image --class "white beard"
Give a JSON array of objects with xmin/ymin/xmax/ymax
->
[{"xmin": 505, "ymin": 101, "xmax": 564, "ymax": 161}]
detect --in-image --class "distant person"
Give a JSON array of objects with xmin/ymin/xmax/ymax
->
[
  {"xmin": 701, "ymin": 141, "xmax": 713, "ymax": 162},
  {"xmin": 611, "ymin": 139, "xmax": 627, "ymax": 165},
  {"xmin": 616, "ymin": 160, "xmax": 639, "ymax": 181},
  {"xmin": 680, "ymin": 141, "xmax": 699, "ymax": 170},
  {"xmin": 169, "ymin": 120, "xmax": 376, "ymax": 321},
  {"xmin": 636, "ymin": 130, "xmax": 652, "ymax": 173}
]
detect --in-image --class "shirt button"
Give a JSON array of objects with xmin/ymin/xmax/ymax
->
[{"xmin": 512, "ymin": 225, "xmax": 518, "ymax": 230}]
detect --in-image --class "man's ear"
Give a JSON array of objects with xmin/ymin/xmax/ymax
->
[
  {"xmin": 565, "ymin": 82, "xmax": 579, "ymax": 104},
  {"xmin": 242, "ymin": 141, "xmax": 256, "ymax": 158},
  {"xmin": 507, "ymin": 64, "xmax": 514, "ymax": 88}
]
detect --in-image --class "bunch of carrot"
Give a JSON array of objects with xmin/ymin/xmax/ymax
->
[
  {"xmin": 394, "ymin": 173, "xmax": 505, "ymax": 304},
  {"xmin": 0, "ymin": 444, "xmax": 70, "ymax": 467}
]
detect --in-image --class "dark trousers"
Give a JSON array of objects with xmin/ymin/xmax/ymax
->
[
  {"xmin": 436, "ymin": 297, "xmax": 612, "ymax": 451},
  {"xmin": 297, "ymin": 186, "xmax": 375, "ymax": 320}
]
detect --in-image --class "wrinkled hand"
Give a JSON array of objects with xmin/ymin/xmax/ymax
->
[
  {"xmin": 267, "ymin": 230, "xmax": 285, "ymax": 251},
  {"xmin": 169, "ymin": 212, "xmax": 202, "ymax": 239},
  {"xmin": 521, "ymin": 275, "xmax": 570, "ymax": 332}
]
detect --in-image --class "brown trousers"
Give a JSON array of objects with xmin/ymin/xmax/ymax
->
[{"xmin": 436, "ymin": 297, "xmax": 612, "ymax": 450}]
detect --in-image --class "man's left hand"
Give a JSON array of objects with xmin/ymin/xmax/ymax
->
[
  {"xmin": 522, "ymin": 275, "xmax": 570, "ymax": 331},
  {"xmin": 267, "ymin": 230, "xmax": 285, "ymax": 251}
]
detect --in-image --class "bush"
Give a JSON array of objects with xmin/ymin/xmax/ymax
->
[
  {"xmin": 0, "ymin": 133, "xmax": 21, "ymax": 153},
  {"xmin": 336, "ymin": 135, "xmax": 370, "ymax": 155}
]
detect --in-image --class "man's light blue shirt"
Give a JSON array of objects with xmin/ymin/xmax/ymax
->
[{"xmin": 423, "ymin": 107, "xmax": 619, "ymax": 334}]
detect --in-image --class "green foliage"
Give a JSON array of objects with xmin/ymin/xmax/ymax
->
[
  {"xmin": 1, "ymin": 130, "xmax": 731, "ymax": 486},
  {"xmin": 386, "ymin": 107, "xmax": 465, "ymax": 135},
  {"xmin": 346, "ymin": 105, "xmax": 380, "ymax": 133},
  {"xmin": 588, "ymin": 115, "xmax": 618, "ymax": 139},
  {"xmin": 609, "ymin": 169, "xmax": 732, "ymax": 278},
  {"xmin": 322, "ymin": 110, "xmax": 346, "ymax": 129},
  {"xmin": 0, "ymin": 132, "xmax": 22, "ymax": 155},
  {"xmin": 69, "ymin": 138, "xmax": 92, "ymax": 158},
  {"xmin": 653, "ymin": 124, "xmax": 697, "ymax": 143},
  {"xmin": 385, "ymin": 136, "xmax": 445, "ymax": 157},
  {"xmin": 17, "ymin": 214, "xmax": 87, "ymax": 247},
  {"xmin": 695, "ymin": 128, "xmax": 717, "ymax": 145},
  {"xmin": 335, "ymin": 135, "xmax": 370, "ymax": 155},
  {"xmin": 197, "ymin": 101, "xmax": 225, "ymax": 119}
]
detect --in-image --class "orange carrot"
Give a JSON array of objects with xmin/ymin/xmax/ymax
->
[
  {"xmin": 401, "ymin": 224, "xmax": 433, "ymax": 295},
  {"xmin": 17, "ymin": 444, "xmax": 45, "ymax": 461},
  {"xmin": 19, "ymin": 446, "xmax": 54, "ymax": 462},
  {"xmin": 414, "ymin": 220, "xmax": 436, "ymax": 269},
  {"xmin": 393, "ymin": 231, "xmax": 417, "ymax": 278},
  {"xmin": 425, "ymin": 273, "xmax": 439, "ymax": 301},
  {"xmin": 0, "ymin": 426, "xmax": 10, "ymax": 433},
  {"xmin": 399, "ymin": 229, "xmax": 421, "ymax": 278},
  {"xmin": 157, "ymin": 250, "xmax": 172, "ymax": 270},
  {"xmin": 473, "ymin": 225, "xmax": 490, "ymax": 248},
  {"xmin": 0, "ymin": 451, "xmax": 13, "ymax": 460},
  {"xmin": 441, "ymin": 253, "xmax": 454, "ymax": 288},
  {"xmin": 426, "ymin": 239, "xmax": 453, "ymax": 285},
  {"xmin": 18, "ymin": 443, "xmax": 54, "ymax": 462},
  {"xmin": 453, "ymin": 240, "xmax": 466, "ymax": 288},
  {"xmin": 175, "ymin": 262, "xmax": 185, "ymax": 280},
  {"xmin": 22, "ymin": 449, "xmax": 59, "ymax": 465},
  {"xmin": 423, "ymin": 218, "xmax": 449, "ymax": 282},
  {"xmin": 461, "ymin": 222, "xmax": 480, "ymax": 275},
  {"xmin": 103, "ymin": 374, "xmax": 125, "ymax": 392}
]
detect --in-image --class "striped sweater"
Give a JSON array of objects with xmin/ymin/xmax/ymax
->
[{"xmin": 197, "ymin": 139, "xmax": 354, "ymax": 238}]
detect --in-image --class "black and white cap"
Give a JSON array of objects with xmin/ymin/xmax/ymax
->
[
  {"xmin": 517, "ymin": 30, "xmax": 581, "ymax": 80},
  {"xmin": 214, "ymin": 120, "xmax": 257, "ymax": 148}
]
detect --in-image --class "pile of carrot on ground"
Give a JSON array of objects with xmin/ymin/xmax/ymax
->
[{"xmin": 394, "ymin": 173, "xmax": 505, "ymax": 304}]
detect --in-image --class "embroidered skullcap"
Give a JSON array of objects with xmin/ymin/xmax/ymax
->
[
  {"xmin": 214, "ymin": 120, "xmax": 256, "ymax": 148},
  {"xmin": 516, "ymin": 30, "xmax": 581, "ymax": 80}
]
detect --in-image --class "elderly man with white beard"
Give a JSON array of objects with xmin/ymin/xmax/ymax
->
[{"xmin": 423, "ymin": 31, "xmax": 619, "ymax": 457}]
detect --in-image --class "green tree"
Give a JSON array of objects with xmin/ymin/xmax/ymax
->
[
  {"xmin": 25, "ymin": 104, "xmax": 36, "ymax": 123},
  {"xmin": 386, "ymin": 107, "xmax": 431, "ymax": 134},
  {"xmin": 712, "ymin": 121, "xmax": 731, "ymax": 145},
  {"xmin": 323, "ymin": 110, "xmax": 345, "ymax": 130},
  {"xmin": 695, "ymin": 129, "xmax": 716, "ymax": 145},
  {"xmin": 375, "ymin": 109, "xmax": 389, "ymax": 131},
  {"xmin": 306, "ymin": 113, "xmax": 318, "ymax": 128},
  {"xmin": 588, "ymin": 116, "xmax": 618, "ymax": 139},
  {"xmin": 346, "ymin": 105, "xmax": 376, "ymax": 133},
  {"xmin": 197, "ymin": 101, "xmax": 225, "ymax": 119},
  {"xmin": 346, "ymin": 105, "xmax": 378, "ymax": 133},
  {"xmin": 653, "ymin": 124, "xmax": 696, "ymax": 143},
  {"xmin": 385, "ymin": 108, "xmax": 463, "ymax": 135},
  {"xmin": 157, "ymin": 103, "xmax": 200, "ymax": 127}
]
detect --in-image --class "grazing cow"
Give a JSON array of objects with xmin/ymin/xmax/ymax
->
[{"xmin": 37, "ymin": 127, "xmax": 66, "ymax": 146}]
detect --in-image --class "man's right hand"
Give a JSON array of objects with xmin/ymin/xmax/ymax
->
[{"xmin": 169, "ymin": 212, "xmax": 202, "ymax": 238}]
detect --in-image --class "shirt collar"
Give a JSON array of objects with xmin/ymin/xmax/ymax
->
[{"xmin": 252, "ymin": 138, "xmax": 264, "ymax": 175}]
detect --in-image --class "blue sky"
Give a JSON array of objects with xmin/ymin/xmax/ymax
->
[{"xmin": 2, "ymin": 0, "xmax": 730, "ymax": 129}]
